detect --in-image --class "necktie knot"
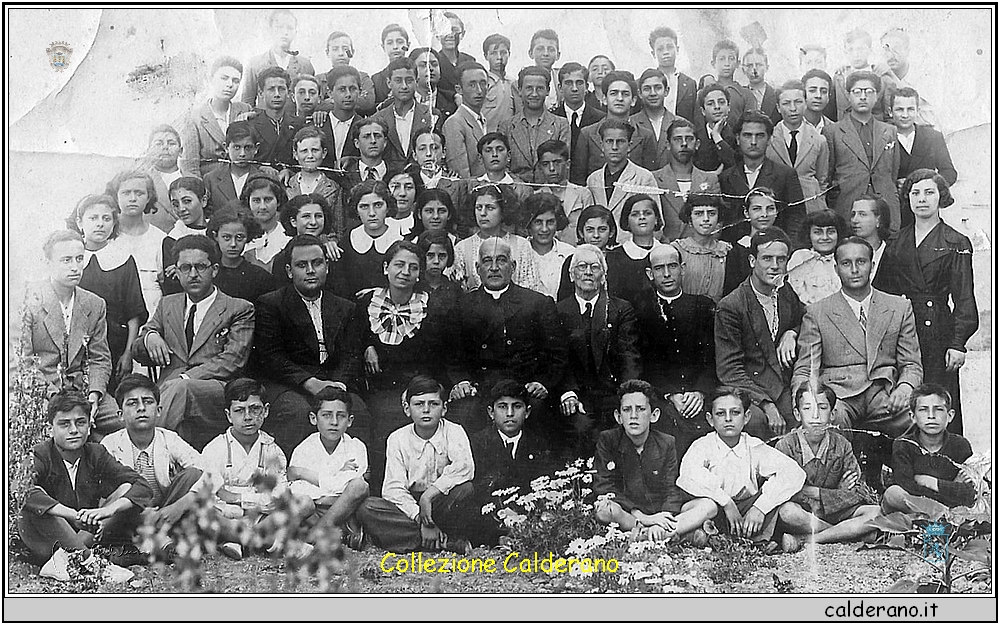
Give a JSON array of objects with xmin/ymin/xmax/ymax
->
[
  {"xmin": 365, "ymin": 166, "xmax": 377, "ymax": 181},
  {"xmin": 571, "ymin": 112, "xmax": 579, "ymax": 128}
]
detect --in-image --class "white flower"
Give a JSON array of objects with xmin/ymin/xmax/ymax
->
[
  {"xmin": 561, "ymin": 500, "xmax": 576, "ymax": 510},
  {"xmin": 480, "ymin": 502, "xmax": 496, "ymax": 515}
]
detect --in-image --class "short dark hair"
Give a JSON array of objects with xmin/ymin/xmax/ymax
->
[
  {"xmin": 43, "ymin": 230, "xmax": 84, "ymax": 260},
  {"xmin": 457, "ymin": 61, "xmax": 487, "ymax": 84},
  {"xmin": 708, "ymin": 386, "xmax": 751, "ymax": 412},
  {"xmin": 116, "ymin": 373, "xmax": 160, "ymax": 407},
  {"xmin": 477, "ymin": 131, "xmax": 510, "ymax": 154},
  {"xmin": 257, "ymin": 65, "xmax": 290, "ymax": 93},
  {"xmin": 280, "ymin": 193, "xmax": 333, "ymax": 236},
  {"xmin": 887, "ymin": 86, "xmax": 920, "ymax": 110},
  {"xmin": 666, "ymin": 117, "xmax": 697, "ymax": 140},
  {"xmin": 410, "ymin": 125, "xmax": 446, "ymax": 153},
  {"xmin": 524, "ymin": 192, "xmax": 568, "ymax": 232},
  {"xmin": 776, "ymin": 79, "xmax": 806, "ymax": 99},
  {"xmin": 588, "ymin": 55, "xmax": 615, "ymax": 71},
  {"xmin": 292, "ymin": 73, "xmax": 320, "ymax": 93},
  {"xmin": 404, "ymin": 375, "xmax": 444, "ymax": 402},
  {"xmin": 748, "ymin": 226, "xmax": 792, "ymax": 259},
  {"xmin": 46, "ymin": 390, "xmax": 91, "ymax": 424},
  {"xmin": 598, "ymin": 117, "xmax": 634, "ymax": 141},
  {"xmin": 285, "ymin": 234, "xmax": 326, "ymax": 265},
  {"xmin": 852, "ymin": 194, "xmax": 892, "ymax": 241},
  {"xmin": 734, "ymin": 110, "xmax": 774, "ymax": 136},
  {"xmin": 617, "ymin": 379, "xmax": 657, "ymax": 404},
  {"xmin": 408, "ymin": 47, "xmax": 441, "ymax": 66},
  {"xmin": 680, "ymin": 193, "xmax": 726, "ymax": 225},
  {"xmin": 348, "ymin": 179, "xmax": 397, "ymax": 218},
  {"xmin": 900, "ymin": 168, "xmax": 955, "ymax": 212},
  {"xmin": 106, "ymin": 170, "xmax": 158, "ymax": 215},
  {"xmin": 801, "ymin": 68, "xmax": 834, "ymax": 90},
  {"xmin": 575, "ymin": 205, "xmax": 618, "ymax": 244},
  {"xmin": 381, "ymin": 23, "xmax": 409, "ymax": 45},
  {"xmin": 174, "ymin": 234, "xmax": 221, "ymax": 266},
  {"xmin": 469, "ymin": 183, "xmax": 513, "ymax": 221},
  {"xmin": 412, "ymin": 188, "xmax": 456, "ymax": 236},
  {"xmin": 386, "ymin": 57, "xmax": 416, "ymax": 76},
  {"xmin": 711, "ymin": 39, "xmax": 740, "ymax": 63},
  {"xmin": 909, "ymin": 383, "xmax": 953, "ymax": 414},
  {"xmin": 168, "ymin": 176, "xmax": 207, "ymax": 204},
  {"xmin": 518, "ymin": 65, "xmax": 551, "ymax": 89},
  {"xmin": 601, "ymin": 70, "xmax": 637, "ymax": 97},
  {"xmin": 240, "ymin": 175, "xmax": 287, "ymax": 211},
  {"xmin": 310, "ymin": 386, "xmax": 353, "ymax": 413},
  {"xmin": 207, "ymin": 205, "xmax": 262, "ymax": 242},
  {"xmin": 224, "ymin": 378, "xmax": 266, "ymax": 405},
  {"xmin": 834, "ymin": 235, "xmax": 875, "ymax": 262},
  {"xmin": 802, "ymin": 209, "xmax": 846, "ymax": 249},
  {"xmin": 326, "ymin": 65, "xmax": 361, "ymax": 90},
  {"xmin": 845, "ymin": 70, "xmax": 881, "ymax": 93},
  {"xmin": 484, "ymin": 379, "xmax": 529, "ymax": 408},
  {"xmin": 619, "ymin": 193, "xmax": 663, "ymax": 231},
  {"xmin": 352, "ymin": 116, "xmax": 389, "ymax": 144},
  {"xmin": 482, "ymin": 33, "xmax": 511, "ymax": 57},
  {"xmin": 384, "ymin": 239, "xmax": 423, "ymax": 273},
  {"xmin": 648, "ymin": 26, "xmax": 679, "ymax": 49},
  {"xmin": 697, "ymin": 84, "xmax": 729, "ymax": 109},
  {"xmin": 528, "ymin": 29, "xmax": 559, "ymax": 52},
  {"xmin": 637, "ymin": 68, "xmax": 668, "ymax": 89},
  {"xmin": 225, "ymin": 120, "xmax": 259, "ymax": 146},
  {"xmin": 558, "ymin": 62, "xmax": 588, "ymax": 84},
  {"xmin": 416, "ymin": 229, "xmax": 455, "ymax": 267},
  {"xmin": 210, "ymin": 55, "xmax": 243, "ymax": 77},
  {"xmin": 536, "ymin": 139, "xmax": 569, "ymax": 162},
  {"xmin": 793, "ymin": 382, "xmax": 837, "ymax": 412}
]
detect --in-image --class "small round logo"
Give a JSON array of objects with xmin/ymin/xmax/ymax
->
[{"xmin": 47, "ymin": 41, "xmax": 73, "ymax": 72}]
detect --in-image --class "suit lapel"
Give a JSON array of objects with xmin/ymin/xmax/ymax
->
[
  {"xmin": 40, "ymin": 287, "xmax": 68, "ymax": 354},
  {"xmin": 871, "ymin": 123, "xmax": 889, "ymax": 168},
  {"xmin": 771, "ymin": 125, "xmax": 793, "ymax": 167},
  {"xmin": 828, "ymin": 294, "xmax": 867, "ymax": 358},
  {"xmin": 740, "ymin": 283, "xmax": 779, "ymax": 369},
  {"xmin": 199, "ymin": 103, "xmax": 226, "ymax": 148},
  {"xmin": 189, "ymin": 292, "xmax": 226, "ymax": 355},
  {"xmin": 609, "ymin": 163, "xmax": 636, "ymax": 211},
  {"xmin": 592, "ymin": 291, "xmax": 610, "ymax": 372},
  {"xmin": 865, "ymin": 291, "xmax": 892, "ymax": 370},
  {"xmin": 165, "ymin": 296, "xmax": 189, "ymax": 359},
  {"xmin": 838, "ymin": 119, "xmax": 870, "ymax": 165},
  {"xmin": 66, "ymin": 291, "xmax": 94, "ymax": 366}
]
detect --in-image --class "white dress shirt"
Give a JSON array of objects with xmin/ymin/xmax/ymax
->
[
  {"xmin": 184, "ymin": 286, "xmax": 219, "ymax": 338},
  {"xmin": 841, "ymin": 289, "xmax": 874, "ymax": 329},
  {"xmin": 664, "ymin": 69, "xmax": 680, "ymax": 116},
  {"xmin": 498, "ymin": 430, "xmax": 522, "ymax": 459},
  {"xmin": 393, "ymin": 105, "xmax": 416, "ymax": 156},
  {"xmin": 289, "ymin": 432, "xmax": 369, "ymax": 499},
  {"xmin": 299, "ymin": 291, "xmax": 326, "ymax": 363},
  {"xmin": 745, "ymin": 163, "xmax": 763, "ymax": 190},
  {"xmin": 897, "ymin": 129, "xmax": 916, "ymax": 154},
  {"xmin": 329, "ymin": 113, "xmax": 356, "ymax": 161},
  {"xmin": 231, "ymin": 171, "xmax": 250, "ymax": 197},
  {"xmin": 59, "ymin": 290, "xmax": 76, "ymax": 334},
  {"xmin": 358, "ymin": 160, "xmax": 387, "ymax": 181}
]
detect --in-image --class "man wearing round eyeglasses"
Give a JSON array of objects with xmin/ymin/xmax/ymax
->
[
  {"xmin": 135, "ymin": 235, "xmax": 255, "ymax": 450},
  {"xmin": 556, "ymin": 244, "xmax": 641, "ymax": 459},
  {"xmin": 823, "ymin": 70, "xmax": 901, "ymax": 232}
]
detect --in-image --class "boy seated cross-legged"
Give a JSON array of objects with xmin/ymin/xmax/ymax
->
[
  {"xmin": 593, "ymin": 379, "xmax": 715, "ymax": 543},
  {"xmin": 288, "ymin": 388, "xmax": 369, "ymax": 550},
  {"xmin": 19, "ymin": 391, "xmax": 154, "ymax": 568},
  {"xmin": 200, "ymin": 378, "xmax": 313, "ymax": 560},
  {"xmin": 356, "ymin": 375, "xmax": 477, "ymax": 554},
  {"xmin": 774, "ymin": 383, "xmax": 881, "ymax": 544},
  {"xmin": 677, "ymin": 386, "xmax": 806, "ymax": 552},
  {"xmin": 881, "ymin": 383, "xmax": 978, "ymax": 515}
]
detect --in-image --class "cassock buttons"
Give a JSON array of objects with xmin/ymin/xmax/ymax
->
[
  {"xmin": 482, "ymin": 343, "xmax": 488, "ymax": 349},
  {"xmin": 925, "ymin": 320, "xmax": 932, "ymax": 326},
  {"xmin": 927, "ymin": 301, "xmax": 933, "ymax": 307},
  {"xmin": 506, "ymin": 339, "xmax": 512, "ymax": 345}
]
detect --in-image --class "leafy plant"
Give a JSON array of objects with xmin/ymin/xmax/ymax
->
[{"xmin": 8, "ymin": 353, "xmax": 51, "ymax": 555}]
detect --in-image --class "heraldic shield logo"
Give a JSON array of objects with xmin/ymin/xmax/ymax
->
[{"xmin": 47, "ymin": 41, "xmax": 73, "ymax": 72}]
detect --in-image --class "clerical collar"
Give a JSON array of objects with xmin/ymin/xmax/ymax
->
[
  {"xmin": 656, "ymin": 291, "xmax": 683, "ymax": 305},
  {"xmin": 484, "ymin": 285, "xmax": 510, "ymax": 300}
]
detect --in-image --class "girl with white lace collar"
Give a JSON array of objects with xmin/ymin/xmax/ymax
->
[{"xmin": 786, "ymin": 209, "xmax": 845, "ymax": 306}]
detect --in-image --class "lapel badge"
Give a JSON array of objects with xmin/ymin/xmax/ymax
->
[
  {"xmin": 47, "ymin": 41, "xmax": 73, "ymax": 72},
  {"xmin": 607, "ymin": 461, "xmax": 615, "ymax": 470}
]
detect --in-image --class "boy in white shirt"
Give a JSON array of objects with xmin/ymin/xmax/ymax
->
[
  {"xmin": 677, "ymin": 386, "xmax": 806, "ymax": 552},
  {"xmin": 356, "ymin": 376, "xmax": 476, "ymax": 554},
  {"xmin": 288, "ymin": 388, "xmax": 369, "ymax": 550}
]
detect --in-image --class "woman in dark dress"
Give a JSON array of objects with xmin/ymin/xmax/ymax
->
[
  {"xmin": 605, "ymin": 194, "xmax": 664, "ymax": 306},
  {"xmin": 206, "ymin": 203, "xmax": 276, "ymax": 303},
  {"xmin": 873, "ymin": 169, "xmax": 978, "ymax": 434},
  {"xmin": 72, "ymin": 194, "xmax": 147, "ymax": 390},
  {"xmin": 335, "ymin": 180, "xmax": 404, "ymax": 300},
  {"xmin": 358, "ymin": 240, "xmax": 449, "ymax": 492}
]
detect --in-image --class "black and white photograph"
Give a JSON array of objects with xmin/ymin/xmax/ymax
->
[{"xmin": 4, "ymin": 4, "xmax": 995, "ymax": 619}]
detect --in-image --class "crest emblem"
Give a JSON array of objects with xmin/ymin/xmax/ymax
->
[{"xmin": 47, "ymin": 41, "xmax": 73, "ymax": 72}]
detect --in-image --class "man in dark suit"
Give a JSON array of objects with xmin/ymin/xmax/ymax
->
[
  {"xmin": 247, "ymin": 66, "xmax": 305, "ymax": 173},
  {"xmin": 716, "ymin": 228, "xmax": 804, "ymax": 441},
  {"xmin": 630, "ymin": 69, "xmax": 677, "ymax": 172},
  {"xmin": 372, "ymin": 24, "xmax": 411, "ymax": 108},
  {"xmin": 410, "ymin": 47, "xmax": 457, "ymax": 126},
  {"xmin": 318, "ymin": 66, "xmax": 363, "ymax": 173},
  {"xmin": 447, "ymin": 237, "xmax": 568, "ymax": 437},
  {"xmin": 889, "ymin": 87, "xmax": 958, "ymax": 227},
  {"xmin": 633, "ymin": 244, "xmax": 716, "ymax": 455},
  {"xmin": 719, "ymin": 111, "xmax": 805, "ymax": 244},
  {"xmin": 552, "ymin": 62, "xmax": 604, "ymax": 158},
  {"xmin": 251, "ymin": 235, "xmax": 367, "ymax": 455},
  {"xmin": 333, "ymin": 118, "xmax": 400, "ymax": 203},
  {"xmin": 557, "ymin": 244, "xmax": 641, "ymax": 458},
  {"xmin": 371, "ymin": 58, "xmax": 438, "ymax": 171},
  {"xmin": 693, "ymin": 85, "xmax": 739, "ymax": 173},
  {"xmin": 134, "ymin": 235, "xmax": 255, "ymax": 450},
  {"xmin": 648, "ymin": 27, "xmax": 698, "ymax": 123},
  {"xmin": 742, "ymin": 48, "xmax": 782, "ymax": 125}
]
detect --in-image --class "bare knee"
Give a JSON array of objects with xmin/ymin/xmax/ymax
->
[
  {"xmin": 881, "ymin": 485, "xmax": 907, "ymax": 510},
  {"xmin": 682, "ymin": 498, "xmax": 717, "ymax": 521},
  {"xmin": 778, "ymin": 501, "xmax": 807, "ymax": 523},
  {"xmin": 344, "ymin": 477, "xmax": 370, "ymax": 501},
  {"xmin": 595, "ymin": 499, "xmax": 623, "ymax": 524}
]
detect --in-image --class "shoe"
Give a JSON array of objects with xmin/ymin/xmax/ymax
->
[
  {"xmin": 343, "ymin": 520, "xmax": 365, "ymax": 552},
  {"xmin": 219, "ymin": 542, "xmax": 243, "ymax": 561},
  {"xmin": 442, "ymin": 536, "xmax": 472, "ymax": 556},
  {"xmin": 157, "ymin": 541, "xmax": 179, "ymax": 563},
  {"xmin": 293, "ymin": 543, "xmax": 315, "ymax": 560},
  {"xmin": 781, "ymin": 534, "xmax": 802, "ymax": 554},
  {"xmin": 103, "ymin": 544, "xmax": 148, "ymax": 567},
  {"xmin": 39, "ymin": 548, "xmax": 71, "ymax": 581},
  {"xmin": 686, "ymin": 528, "xmax": 709, "ymax": 548}
]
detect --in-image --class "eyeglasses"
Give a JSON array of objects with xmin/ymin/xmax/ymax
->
[
  {"xmin": 573, "ymin": 262, "xmax": 603, "ymax": 274},
  {"xmin": 177, "ymin": 262, "xmax": 213, "ymax": 274},
  {"xmin": 230, "ymin": 405, "xmax": 265, "ymax": 417},
  {"xmin": 849, "ymin": 88, "xmax": 877, "ymax": 97}
]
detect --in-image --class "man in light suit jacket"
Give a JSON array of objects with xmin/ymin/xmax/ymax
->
[
  {"xmin": 571, "ymin": 71, "xmax": 658, "ymax": 185},
  {"xmin": 585, "ymin": 120, "xmax": 660, "ymax": 244},
  {"xmin": 134, "ymin": 236, "xmax": 255, "ymax": 450},
  {"xmin": 823, "ymin": 71, "xmax": 900, "ymax": 232},
  {"xmin": 652, "ymin": 118, "xmax": 720, "ymax": 241},
  {"xmin": 23, "ymin": 231, "xmax": 119, "ymax": 436},
  {"xmin": 716, "ymin": 227, "xmax": 804, "ymax": 440},
  {"xmin": 792, "ymin": 237, "xmax": 922, "ymax": 437},
  {"xmin": 443, "ymin": 62, "xmax": 490, "ymax": 178},
  {"xmin": 180, "ymin": 56, "xmax": 253, "ymax": 178},
  {"xmin": 767, "ymin": 80, "xmax": 830, "ymax": 215},
  {"xmin": 719, "ymin": 111, "xmax": 805, "ymax": 244},
  {"xmin": 629, "ymin": 69, "xmax": 677, "ymax": 172},
  {"xmin": 239, "ymin": 9, "xmax": 315, "ymax": 111},
  {"xmin": 499, "ymin": 67, "xmax": 570, "ymax": 183},
  {"xmin": 371, "ymin": 58, "xmax": 438, "ymax": 172}
]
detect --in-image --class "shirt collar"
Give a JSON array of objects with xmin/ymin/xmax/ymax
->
[
  {"xmin": 575, "ymin": 292, "xmax": 599, "ymax": 314},
  {"xmin": 622, "ymin": 237, "xmax": 660, "ymax": 260},
  {"xmin": 564, "ymin": 103, "xmax": 584, "ymax": 119},
  {"xmin": 350, "ymin": 223, "xmax": 400, "ymax": 254},
  {"xmin": 186, "ymin": 286, "xmax": 218, "ymax": 314},
  {"xmin": 841, "ymin": 288, "xmax": 873, "ymax": 313},
  {"xmin": 478, "ymin": 172, "xmax": 515, "ymax": 184},
  {"xmin": 711, "ymin": 431, "xmax": 750, "ymax": 458},
  {"xmin": 484, "ymin": 284, "xmax": 510, "ymax": 300},
  {"xmin": 750, "ymin": 279, "xmax": 780, "ymax": 301},
  {"xmin": 406, "ymin": 419, "xmax": 446, "ymax": 452},
  {"xmin": 498, "ymin": 430, "xmax": 522, "ymax": 445}
]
